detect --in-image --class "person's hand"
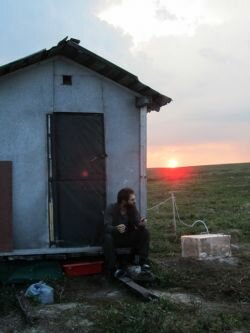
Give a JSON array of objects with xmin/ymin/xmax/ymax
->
[
  {"xmin": 116, "ymin": 224, "xmax": 126, "ymax": 234},
  {"xmin": 138, "ymin": 218, "xmax": 147, "ymax": 227}
]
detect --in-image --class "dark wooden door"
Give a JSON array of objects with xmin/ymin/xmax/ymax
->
[
  {"xmin": 50, "ymin": 113, "xmax": 106, "ymax": 247},
  {"xmin": 0, "ymin": 161, "xmax": 12, "ymax": 252}
]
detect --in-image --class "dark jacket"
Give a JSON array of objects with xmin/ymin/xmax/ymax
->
[{"xmin": 104, "ymin": 203, "xmax": 141, "ymax": 234}]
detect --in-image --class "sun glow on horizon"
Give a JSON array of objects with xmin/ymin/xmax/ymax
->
[
  {"xmin": 167, "ymin": 159, "xmax": 179, "ymax": 168},
  {"xmin": 147, "ymin": 142, "xmax": 250, "ymax": 168}
]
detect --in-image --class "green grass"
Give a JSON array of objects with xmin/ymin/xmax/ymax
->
[
  {"xmin": 94, "ymin": 298, "xmax": 248, "ymax": 333},
  {"xmin": 1, "ymin": 163, "xmax": 250, "ymax": 332},
  {"xmin": 147, "ymin": 163, "xmax": 250, "ymax": 256},
  {"xmin": 94, "ymin": 163, "xmax": 250, "ymax": 333}
]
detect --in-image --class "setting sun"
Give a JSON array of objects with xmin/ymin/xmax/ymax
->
[{"xmin": 167, "ymin": 159, "xmax": 179, "ymax": 168}]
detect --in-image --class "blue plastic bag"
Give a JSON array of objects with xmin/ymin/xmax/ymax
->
[{"xmin": 25, "ymin": 281, "xmax": 54, "ymax": 304}]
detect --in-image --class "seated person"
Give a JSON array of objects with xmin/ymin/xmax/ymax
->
[{"xmin": 103, "ymin": 188, "xmax": 150, "ymax": 275}]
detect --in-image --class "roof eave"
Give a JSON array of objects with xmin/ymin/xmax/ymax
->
[{"xmin": 0, "ymin": 38, "xmax": 172, "ymax": 111}]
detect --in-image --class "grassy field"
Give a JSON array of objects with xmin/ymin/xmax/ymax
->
[
  {"xmin": 97, "ymin": 162, "xmax": 250, "ymax": 333},
  {"xmin": 1, "ymin": 163, "xmax": 250, "ymax": 332},
  {"xmin": 96, "ymin": 163, "xmax": 250, "ymax": 333},
  {"xmin": 147, "ymin": 162, "xmax": 250, "ymax": 256}
]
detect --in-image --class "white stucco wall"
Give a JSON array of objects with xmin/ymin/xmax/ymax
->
[{"xmin": 0, "ymin": 56, "xmax": 146, "ymax": 250}]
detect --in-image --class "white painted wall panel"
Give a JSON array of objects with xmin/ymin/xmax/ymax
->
[
  {"xmin": 0, "ymin": 61, "xmax": 53, "ymax": 249},
  {"xmin": 0, "ymin": 57, "xmax": 144, "ymax": 251}
]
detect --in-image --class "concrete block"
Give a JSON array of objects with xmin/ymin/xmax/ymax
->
[{"xmin": 181, "ymin": 234, "xmax": 231, "ymax": 259}]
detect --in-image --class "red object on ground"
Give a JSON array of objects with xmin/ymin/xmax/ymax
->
[{"xmin": 63, "ymin": 261, "xmax": 104, "ymax": 276}]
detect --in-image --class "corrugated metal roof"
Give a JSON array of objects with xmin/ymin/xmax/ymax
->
[{"xmin": 0, "ymin": 37, "xmax": 172, "ymax": 111}]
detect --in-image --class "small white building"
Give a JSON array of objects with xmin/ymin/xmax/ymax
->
[{"xmin": 0, "ymin": 37, "xmax": 171, "ymax": 257}]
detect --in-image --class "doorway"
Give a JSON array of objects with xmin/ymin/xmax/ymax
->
[{"xmin": 48, "ymin": 113, "xmax": 106, "ymax": 247}]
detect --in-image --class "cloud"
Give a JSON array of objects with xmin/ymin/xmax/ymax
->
[
  {"xmin": 121, "ymin": 3, "xmax": 250, "ymax": 164},
  {"xmin": 97, "ymin": 0, "xmax": 224, "ymax": 46},
  {"xmin": 0, "ymin": 0, "xmax": 133, "ymax": 65},
  {"xmin": 1, "ymin": 0, "xmax": 249, "ymax": 166}
]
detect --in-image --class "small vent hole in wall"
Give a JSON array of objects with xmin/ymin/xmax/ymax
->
[{"xmin": 62, "ymin": 75, "xmax": 72, "ymax": 85}]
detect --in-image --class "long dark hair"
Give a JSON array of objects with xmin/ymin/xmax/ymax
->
[
  {"xmin": 117, "ymin": 188, "xmax": 134, "ymax": 204},
  {"xmin": 114, "ymin": 188, "xmax": 140, "ymax": 230}
]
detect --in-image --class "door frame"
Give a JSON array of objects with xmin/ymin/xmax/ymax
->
[{"xmin": 46, "ymin": 112, "xmax": 107, "ymax": 247}]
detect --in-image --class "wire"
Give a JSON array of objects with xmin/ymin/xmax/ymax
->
[
  {"xmin": 147, "ymin": 193, "xmax": 209, "ymax": 234},
  {"xmin": 147, "ymin": 197, "xmax": 172, "ymax": 211},
  {"xmin": 174, "ymin": 199, "xmax": 209, "ymax": 233}
]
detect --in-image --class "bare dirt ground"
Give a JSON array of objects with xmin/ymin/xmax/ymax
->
[
  {"xmin": 0, "ymin": 274, "xmax": 131, "ymax": 333},
  {"xmin": 0, "ymin": 245, "xmax": 249, "ymax": 333}
]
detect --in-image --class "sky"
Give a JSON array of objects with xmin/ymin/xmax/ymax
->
[{"xmin": 0, "ymin": 0, "xmax": 249, "ymax": 167}]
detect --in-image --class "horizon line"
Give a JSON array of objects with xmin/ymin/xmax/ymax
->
[{"xmin": 147, "ymin": 161, "xmax": 250, "ymax": 169}]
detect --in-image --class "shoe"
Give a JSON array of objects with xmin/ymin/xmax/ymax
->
[
  {"xmin": 136, "ymin": 269, "xmax": 155, "ymax": 282},
  {"xmin": 141, "ymin": 264, "xmax": 150, "ymax": 272},
  {"xmin": 113, "ymin": 268, "xmax": 126, "ymax": 279}
]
